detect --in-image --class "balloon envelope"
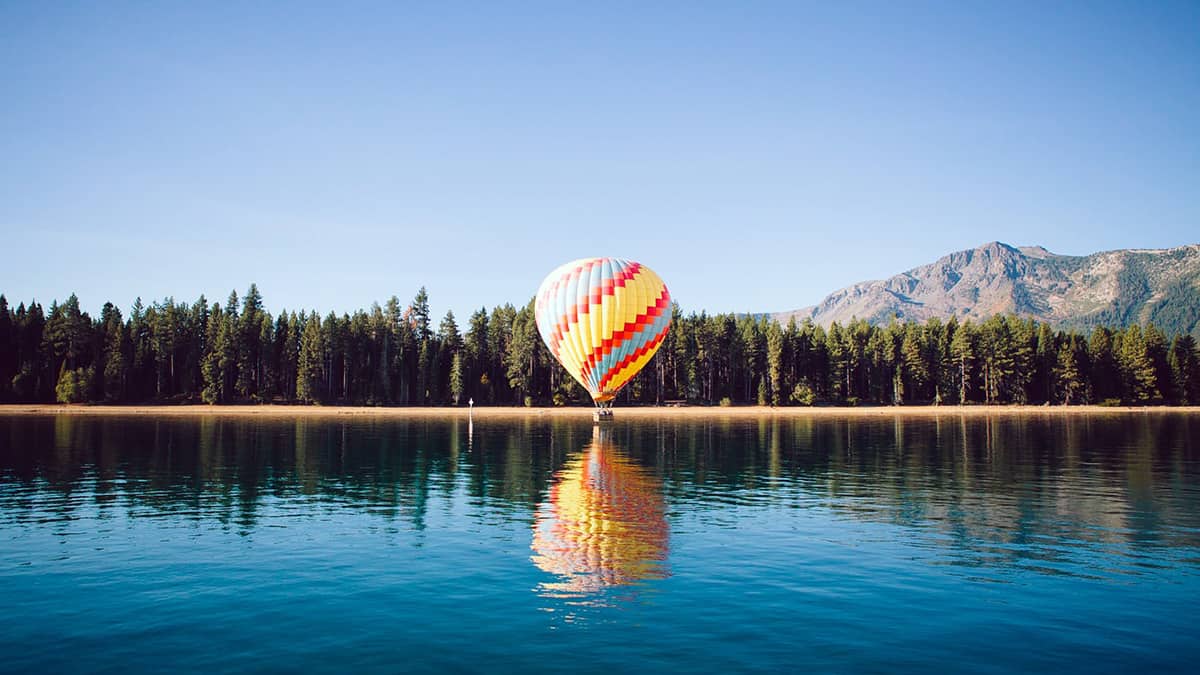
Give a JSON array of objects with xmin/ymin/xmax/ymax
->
[{"xmin": 534, "ymin": 258, "xmax": 671, "ymax": 403}]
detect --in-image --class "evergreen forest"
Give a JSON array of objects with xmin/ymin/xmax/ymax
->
[{"xmin": 1, "ymin": 285, "xmax": 1198, "ymax": 407}]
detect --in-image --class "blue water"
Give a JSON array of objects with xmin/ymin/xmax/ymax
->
[{"xmin": 1, "ymin": 413, "xmax": 1198, "ymax": 673}]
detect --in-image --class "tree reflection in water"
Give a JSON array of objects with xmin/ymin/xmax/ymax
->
[{"xmin": 531, "ymin": 426, "xmax": 669, "ymax": 603}]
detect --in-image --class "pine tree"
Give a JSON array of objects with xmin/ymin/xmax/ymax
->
[
  {"xmin": 826, "ymin": 322, "xmax": 849, "ymax": 401},
  {"xmin": 283, "ymin": 311, "xmax": 302, "ymax": 400},
  {"xmin": 979, "ymin": 315, "xmax": 1018, "ymax": 403},
  {"xmin": 297, "ymin": 313, "xmax": 324, "ymax": 403},
  {"xmin": 369, "ymin": 304, "xmax": 390, "ymax": 404},
  {"xmin": 100, "ymin": 303, "xmax": 128, "ymax": 402},
  {"xmin": 410, "ymin": 287, "xmax": 432, "ymax": 343},
  {"xmin": 200, "ymin": 305, "xmax": 224, "ymax": 404},
  {"xmin": 696, "ymin": 314, "xmax": 721, "ymax": 403},
  {"xmin": 879, "ymin": 322, "xmax": 903, "ymax": 404},
  {"xmin": 384, "ymin": 297, "xmax": 412, "ymax": 403},
  {"xmin": 765, "ymin": 320, "xmax": 784, "ymax": 405},
  {"xmin": 1120, "ymin": 325, "xmax": 1160, "ymax": 403},
  {"xmin": 8, "ymin": 303, "xmax": 34, "ymax": 400},
  {"xmin": 219, "ymin": 307, "xmax": 239, "ymax": 401},
  {"xmin": 271, "ymin": 312, "xmax": 292, "ymax": 400},
  {"xmin": 809, "ymin": 324, "xmax": 830, "ymax": 402},
  {"xmin": 847, "ymin": 318, "xmax": 871, "ymax": 401},
  {"xmin": 1144, "ymin": 324, "xmax": 1172, "ymax": 402},
  {"xmin": 125, "ymin": 298, "xmax": 148, "ymax": 400},
  {"xmin": 901, "ymin": 324, "xmax": 927, "ymax": 403},
  {"xmin": 13, "ymin": 302, "xmax": 48, "ymax": 401},
  {"xmin": 435, "ymin": 310, "xmax": 462, "ymax": 404},
  {"xmin": 864, "ymin": 325, "xmax": 889, "ymax": 403},
  {"xmin": 950, "ymin": 320, "xmax": 976, "ymax": 403},
  {"xmin": 1088, "ymin": 326, "xmax": 1120, "ymax": 402},
  {"xmin": 449, "ymin": 352, "xmax": 464, "ymax": 405},
  {"xmin": 150, "ymin": 299, "xmax": 180, "ymax": 398},
  {"xmin": 1009, "ymin": 318, "xmax": 1036, "ymax": 404},
  {"xmin": 236, "ymin": 284, "xmax": 263, "ymax": 399},
  {"xmin": 781, "ymin": 317, "xmax": 800, "ymax": 400},
  {"xmin": 675, "ymin": 309, "xmax": 699, "ymax": 401},
  {"xmin": 257, "ymin": 313, "xmax": 275, "ymax": 400},
  {"xmin": 488, "ymin": 304, "xmax": 516, "ymax": 404},
  {"xmin": 181, "ymin": 296, "xmax": 209, "ymax": 398},
  {"xmin": 438, "ymin": 310, "xmax": 462, "ymax": 352},
  {"xmin": 1168, "ymin": 335, "xmax": 1200, "ymax": 405},
  {"xmin": 42, "ymin": 294, "xmax": 91, "ymax": 382},
  {"xmin": 931, "ymin": 317, "xmax": 957, "ymax": 405},
  {"xmin": 1034, "ymin": 322, "xmax": 1057, "ymax": 403},
  {"xmin": 505, "ymin": 300, "xmax": 539, "ymax": 404},
  {"xmin": 465, "ymin": 307, "xmax": 490, "ymax": 403},
  {"xmin": 1054, "ymin": 334, "xmax": 1087, "ymax": 405},
  {"xmin": 321, "ymin": 312, "xmax": 344, "ymax": 401},
  {"xmin": 217, "ymin": 305, "xmax": 238, "ymax": 401},
  {"xmin": 416, "ymin": 340, "xmax": 432, "ymax": 404}
]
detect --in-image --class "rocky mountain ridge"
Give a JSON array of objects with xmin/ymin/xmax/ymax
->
[{"xmin": 773, "ymin": 241, "xmax": 1200, "ymax": 335}]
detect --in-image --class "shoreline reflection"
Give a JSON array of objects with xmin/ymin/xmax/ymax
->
[{"xmin": 1, "ymin": 414, "xmax": 1196, "ymax": 572}]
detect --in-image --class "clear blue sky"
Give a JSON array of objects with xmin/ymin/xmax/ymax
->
[{"xmin": 3, "ymin": 1, "xmax": 1197, "ymax": 320}]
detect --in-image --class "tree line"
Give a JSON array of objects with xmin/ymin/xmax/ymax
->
[{"xmin": 1, "ymin": 285, "xmax": 1198, "ymax": 407}]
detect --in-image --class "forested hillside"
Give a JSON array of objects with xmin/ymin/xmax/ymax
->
[{"xmin": 1, "ymin": 285, "xmax": 1198, "ymax": 407}]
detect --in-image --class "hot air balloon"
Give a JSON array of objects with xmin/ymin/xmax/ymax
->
[{"xmin": 534, "ymin": 258, "xmax": 671, "ymax": 417}]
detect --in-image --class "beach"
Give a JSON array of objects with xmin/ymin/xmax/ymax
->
[{"xmin": 3, "ymin": 403, "xmax": 1198, "ymax": 418}]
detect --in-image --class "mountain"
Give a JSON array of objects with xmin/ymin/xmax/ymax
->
[{"xmin": 773, "ymin": 242, "xmax": 1200, "ymax": 336}]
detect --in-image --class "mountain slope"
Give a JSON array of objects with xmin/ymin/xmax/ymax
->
[{"xmin": 773, "ymin": 242, "xmax": 1200, "ymax": 335}]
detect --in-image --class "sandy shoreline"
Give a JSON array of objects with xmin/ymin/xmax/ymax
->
[{"xmin": 1, "ymin": 403, "xmax": 1198, "ymax": 419}]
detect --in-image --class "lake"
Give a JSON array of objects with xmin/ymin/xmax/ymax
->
[{"xmin": 1, "ymin": 412, "xmax": 1198, "ymax": 673}]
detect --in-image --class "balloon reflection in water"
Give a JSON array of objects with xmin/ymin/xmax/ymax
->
[{"xmin": 531, "ymin": 428, "xmax": 670, "ymax": 599}]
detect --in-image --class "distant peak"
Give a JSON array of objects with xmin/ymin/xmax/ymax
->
[
  {"xmin": 1017, "ymin": 245, "xmax": 1055, "ymax": 259},
  {"xmin": 976, "ymin": 241, "xmax": 1018, "ymax": 253}
]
